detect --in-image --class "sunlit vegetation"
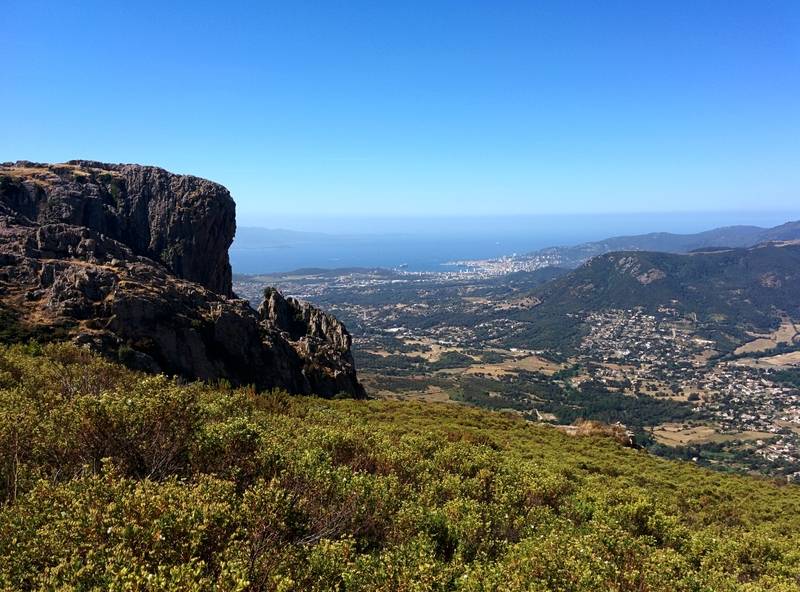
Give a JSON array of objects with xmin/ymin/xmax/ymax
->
[
  {"xmin": 428, "ymin": 351, "xmax": 475, "ymax": 370},
  {"xmin": 1, "ymin": 343, "xmax": 799, "ymax": 590}
]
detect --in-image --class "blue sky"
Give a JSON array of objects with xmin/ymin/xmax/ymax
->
[{"xmin": 3, "ymin": 1, "xmax": 799, "ymax": 225}]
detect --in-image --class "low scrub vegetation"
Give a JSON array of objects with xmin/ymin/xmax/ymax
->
[{"xmin": 1, "ymin": 343, "xmax": 799, "ymax": 590}]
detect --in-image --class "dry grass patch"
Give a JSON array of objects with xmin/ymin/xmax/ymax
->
[
  {"xmin": 653, "ymin": 423, "xmax": 775, "ymax": 446},
  {"xmin": 734, "ymin": 319, "xmax": 800, "ymax": 355}
]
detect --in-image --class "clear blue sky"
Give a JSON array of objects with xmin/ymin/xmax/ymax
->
[{"xmin": 3, "ymin": 1, "xmax": 799, "ymax": 224}]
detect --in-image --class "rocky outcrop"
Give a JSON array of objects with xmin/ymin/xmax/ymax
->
[
  {"xmin": 259, "ymin": 288, "xmax": 363, "ymax": 396},
  {"xmin": 557, "ymin": 420, "xmax": 640, "ymax": 449},
  {"xmin": 0, "ymin": 161, "xmax": 364, "ymax": 398},
  {"xmin": 0, "ymin": 161, "xmax": 235, "ymax": 295}
]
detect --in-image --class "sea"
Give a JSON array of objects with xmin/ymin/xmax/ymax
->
[
  {"xmin": 230, "ymin": 233, "xmax": 543, "ymax": 274},
  {"xmin": 228, "ymin": 211, "xmax": 800, "ymax": 275}
]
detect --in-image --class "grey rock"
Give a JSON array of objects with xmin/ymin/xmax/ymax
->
[
  {"xmin": 0, "ymin": 161, "xmax": 364, "ymax": 398},
  {"xmin": 1, "ymin": 160, "xmax": 235, "ymax": 295}
]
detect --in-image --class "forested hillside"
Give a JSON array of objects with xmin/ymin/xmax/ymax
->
[
  {"xmin": 2, "ymin": 343, "xmax": 799, "ymax": 591},
  {"xmin": 513, "ymin": 242, "xmax": 800, "ymax": 352}
]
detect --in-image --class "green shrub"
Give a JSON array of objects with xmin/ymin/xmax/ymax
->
[{"xmin": 0, "ymin": 344, "xmax": 798, "ymax": 590}]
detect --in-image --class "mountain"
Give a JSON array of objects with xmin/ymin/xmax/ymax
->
[
  {"xmin": 526, "ymin": 221, "xmax": 800, "ymax": 268},
  {"xmin": 515, "ymin": 242, "xmax": 800, "ymax": 352},
  {"xmin": 757, "ymin": 220, "xmax": 800, "ymax": 242},
  {"xmin": 0, "ymin": 161, "xmax": 364, "ymax": 397}
]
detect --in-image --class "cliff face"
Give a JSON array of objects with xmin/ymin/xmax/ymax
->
[
  {"xmin": 259, "ymin": 288, "xmax": 362, "ymax": 396},
  {"xmin": 0, "ymin": 160, "xmax": 235, "ymax": 295},
  {"xmin": 0, "ymin": 161, "xmax": 364, "ymax": 398}
]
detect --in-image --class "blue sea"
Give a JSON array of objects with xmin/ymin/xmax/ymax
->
[
  {"xmin": 230, "ymin": 234, "xmax": 546, "ymax": 274},
  {"xmin": 229, "ymin": 211, "xmax": 800, "ymax": 275}
]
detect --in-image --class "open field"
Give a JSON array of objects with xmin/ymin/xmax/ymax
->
[
  {"xmin": 506, "ymin": 353, "xmax": 564, "ymax": 373},
  {"xmin": 402, "ymin": 337, "xmax": 468, "ymax": 362},
  {"xmin": 736, "ymin": 350, "xmax": 800, "ymax": 369},
  {"xmin": 758, "ymin": 351, "xmax": 800, "ymax": 366},
  {"xmin": 734, "ymin": 320, "xmax": 800, "ymax": 354},
  {"xmin": 462, "ymin": 363, "xmax": 515, "ymax": 378},
  {"xmin": 653, "ymin": 423, "xmax": 775, "ymax": 446},
  {"xmin": 437, "ymin": 352, "xmax": 563, "ymax": 377},
  {"xmin": 392, "ymin": 337, "xmax": 563, "ymax": 376},
  {"xmin": 371, "ymin": 384, "xmax": 455, "ymax": 403}
]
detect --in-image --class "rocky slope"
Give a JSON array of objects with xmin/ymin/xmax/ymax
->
[{"xmin": 0, "ymin": 161, "xmax": 364, "ymax": 397}]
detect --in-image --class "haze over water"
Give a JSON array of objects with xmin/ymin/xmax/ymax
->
[{"xmin": 230, "ymin": 210, "xmax": 800, "ymax": 274}]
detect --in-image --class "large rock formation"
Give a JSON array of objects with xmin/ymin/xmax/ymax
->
[
  {"xmin": 0, "ymin": 160, "xmax": 235, "ymax": 295},
  {"xmin": 0, "ymin": 161, "xmax": 364, "ymax": 398}
]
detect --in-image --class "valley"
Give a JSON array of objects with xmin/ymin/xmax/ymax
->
[{"xmin": 234, "ymin": 244, "xmax": 800, "ymax": 481}]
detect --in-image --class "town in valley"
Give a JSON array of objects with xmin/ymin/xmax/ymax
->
[{"xmin": 235, "ymin": 255, "xmax": 800, "ymax": 482}]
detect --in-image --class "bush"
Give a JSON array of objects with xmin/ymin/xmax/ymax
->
[{"xmin": 0, "ymin": 344, "xmax": 799, "ymax": 590}]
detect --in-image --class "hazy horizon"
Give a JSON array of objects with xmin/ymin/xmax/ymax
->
[
  {"xmin": 230, "ymin": 210, "xmax": 800, "ymax": 274},
  {"xmin": 235, "ymin": 209, "xmax": 800, "ymax": 237}
]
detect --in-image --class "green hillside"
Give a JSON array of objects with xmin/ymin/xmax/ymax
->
[
  {"xmin": 1, "ymin": 343, "xmax": 799, "ymax": 590},
  {"xmin": 512, "ymin": 242, "xmax": 800, "ymax": 352}
]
